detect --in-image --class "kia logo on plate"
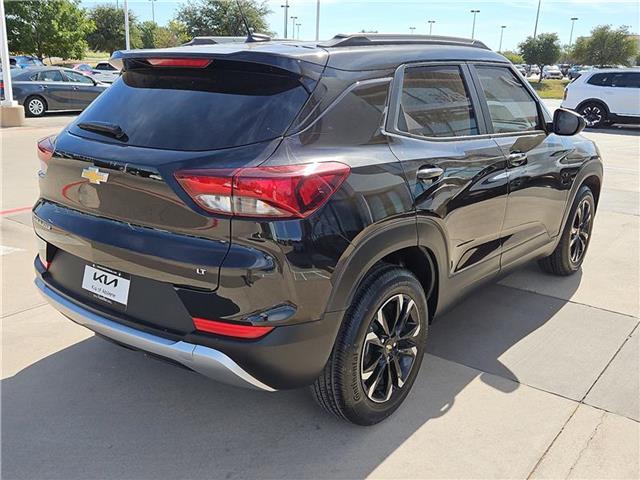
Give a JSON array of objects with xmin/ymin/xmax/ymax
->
[{"xmin": 93, "ymin": 272, "xmax": 118, "ymax": 287}]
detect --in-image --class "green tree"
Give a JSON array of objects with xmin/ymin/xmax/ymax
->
[
  {"xmin": 571, "ymin": 25, "xmax": 638, "ymax": 66},
  {"xmin": 87, "ymin": 4, "xmax": 141, "ymax": 53},
  {"xmin": 167, "ymin": 20, "xmax": 191, "ymax": 45},
  {"xmin": 176, "ymin": 0, "xmax": 271, "ymax": 38},
  {"xmin": 5, "ymin": 0, "xmax": 94, "ymax": 60},
  {"xmin": 502, "ymin": 51, "xmax": 524, "ymax": 64},
  {"xmin": 519, "ymin": 33, "xmax": 561, "ymax": 82},
  {"xmin": 139, "ymin": 21, "xmax": 158, "ymax": 49}
]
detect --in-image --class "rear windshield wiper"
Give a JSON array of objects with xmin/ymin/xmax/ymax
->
[{"xmin": 77, "ymin": 121, "xmax": 127, "ymax": 140}]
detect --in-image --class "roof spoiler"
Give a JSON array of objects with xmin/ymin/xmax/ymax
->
[{"xmin": 180, "ymin": 34, "xmax": 271, "ymax": 47}]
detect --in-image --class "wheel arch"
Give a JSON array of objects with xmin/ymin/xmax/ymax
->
[
  {"xmin": 324, "ymin": 218, "xmax": 443, "ymax": 323},
  {"xmin": 581, "ymin": 175, "xmax": 602, "ymax": 209}
]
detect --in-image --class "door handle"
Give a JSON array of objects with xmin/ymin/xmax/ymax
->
[
  {"xmin": 417, "ymin": 166, "xmax": 444, "ymax": 181},
  {"xmin": 508, "ymin": 152, "xmax": 528, "ymax": 167}
]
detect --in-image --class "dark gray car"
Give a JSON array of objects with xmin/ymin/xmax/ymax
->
[{"xmin": 2, "ymin": 67, "xmax": 108, "ymax": 117}]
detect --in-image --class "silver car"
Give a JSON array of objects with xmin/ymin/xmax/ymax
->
[{"xmin": 1, "ymin": 67, "xmax": 108, "ymax": 117}]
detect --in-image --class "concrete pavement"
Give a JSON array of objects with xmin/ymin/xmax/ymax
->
[{"xmin": 1, "ymin": 107, "xmax": 638, "ymax": 479}]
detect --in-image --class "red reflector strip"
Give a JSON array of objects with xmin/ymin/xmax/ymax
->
[
  {"xmin": 37, "ymin": 135, "xmax": 55, "ymax": 163},
  {"xmin": 193, "ymin": 318, "xmax": 274, "ymax": 339},
  {"xmin": 38, "ymin": 253, "xmax": 50, "ymax": 271},
  {"xmin": 147, "ymin": 58, "xmax": 211, "ymax": 68}
]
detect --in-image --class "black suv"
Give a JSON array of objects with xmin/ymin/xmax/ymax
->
[{"xmin": 34, "ymin": 34, "xmax": 602, "ymax": 425}]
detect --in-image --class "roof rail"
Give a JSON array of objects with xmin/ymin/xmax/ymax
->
[{"xmin": 318, "ymin": 33, "xmax": 489, "ymax": 50}]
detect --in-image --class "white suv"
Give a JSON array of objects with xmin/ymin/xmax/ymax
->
[{"xmin": 562, "ymin": 68, "xmax": 640, "ymax": 127}]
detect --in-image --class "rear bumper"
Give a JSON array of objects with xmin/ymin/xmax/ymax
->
[{"xmin": 35, "ymin": 277, "xmax": 276, "ymax": 391}]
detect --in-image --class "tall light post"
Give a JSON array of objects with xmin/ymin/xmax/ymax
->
[
  {"xmin": 409, "ymin": 26, "xmax": 416, "ymax": 35},
  {"xmin": 533, "ymin": 0, "xmax": 542, "ymax": 38},
  {"xmin": 427, "ymin": 20, "xmax": 435, "ymax": 35},
  {"xmin": 569, "ymin": 17, "xmax": 578, "ymax": 46},
  {"xmin": 470, "ymin": 10, "xmax": 480, "ymax": 40},
  {"xmin": 0, "ymin": 0, "xmax": 24, "ymax": 126},
  {"xmin": 280, "ymin": 1, "xmax": 289, "ymax": 38},
  {"xmin": 315, "ymin": 0, "xmax": 320, "ymax": 41},
  {"xmin": 290, "ymin": 16, "xmax": 298, "ymax": 39},
  {"xmin": 296, "ymin": 22, "xmax": 301, "ymax": 40},
  {"xmin": 149, "ymin": 0, "xmax": 155, "ymax": 23},
  {"xmin": 498, "ymin": 25, "xmax": 506, "ymax": 52},
  {"xmin": 124, "ymin": 0, "xmax": 130, "ymax": 49}
]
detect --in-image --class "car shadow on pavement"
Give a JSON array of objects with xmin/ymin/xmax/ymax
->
[
  {"xmin": 1, "ymin": 269, "xmax": 581, "ymax": 479},
  {"xmin": 587, "ymin": 125, "xmax": 640, "ymax": 136}
]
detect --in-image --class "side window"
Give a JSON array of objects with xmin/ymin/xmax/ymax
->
[
  {"xmin": 475, "ymin": 66, "xmax": 540, "ymax": 134},
  {"xmin": 38, "ymin": 70, "xmax": 64, "ymax": 82},
  {"xmin": 64, "ymin": 70, "xmax": 93, "ymax": 84},
  {"xmin": 614, "ymin": 73, "xmax": 640, "ymax": 88},
  {"xmin": 398, "ymin": 65, "xmax": 479, "ymax": 138},
  {"xmin": 587, "ymin": 73, "xmax": 613, "ymax": 87},
  {"xmin": 300, "ymin": 81, "xmax": 389, "ymax": 146}
]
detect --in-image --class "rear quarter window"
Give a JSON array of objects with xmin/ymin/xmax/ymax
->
[{"xmin": 70, "ymin": 60, "xmax": 312, "ymax": 151}]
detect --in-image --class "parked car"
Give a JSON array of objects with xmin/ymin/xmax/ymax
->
[
  {"xmin": 569, "ymin": 65, "xmax": 595, "ymax": 81},
  {"xmin": 542, "ymin": 65, "xmax": 564, "ymax": 80},
  {"xmin": 10, "ymin": 55, "xmax": 44, "ymax": 69},
  {"xmin": 93, "ymin": 61, "xmax": 121, "ymax": 83},
  {"xmin": 33, "ymin": 34, "xmax": 602, "ymax": 425},
  {"xmin": 562, "ymin": 68, "xmax": 640, "ymax": 127},
  {"xmin": 529, "ymin": 64, "xmax": 541, "ymax": 76},
  {"xmin": 558, "ymin": 64, "xmax": 571, "ymax": 76},
  {"xmin": 1, "ymin": 67, "xmax": 108, "ymax": 117},
  {"xmin": 514, "ymin": 64, "xmax": 527, "ymax": 76}
]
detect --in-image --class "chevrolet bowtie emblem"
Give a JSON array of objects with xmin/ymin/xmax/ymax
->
[{"xmin": 81, "ymin": 166, "xmax": 109, "ymax": 185}]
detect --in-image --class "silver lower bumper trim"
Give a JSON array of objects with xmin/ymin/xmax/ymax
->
[{"xmin": 35, "ymin": 278, "xmax": 276, "ymax": 392}]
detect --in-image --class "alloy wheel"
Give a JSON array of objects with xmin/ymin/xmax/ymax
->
[
  {"xmin": 360, "ymin": 293, "xmax": 421, "ymax": 403},
  {"xmin": 581, "ymin": 105, "xmax": 603, "ymax": 127},
  {"xmin": 569, "ymin": 199, "xmax": 592, "ymax": 264},
  {"xmin": 28, "ymin": 99, "xmax": 44, "ymax": 116}
]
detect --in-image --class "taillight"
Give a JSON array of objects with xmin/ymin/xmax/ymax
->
[
  {"xmin": 147, "ymin": 58, "xmax": 211, "ymax": 68},
  {"xmin": 175, "ymin": 162, "xmax": 350, "ymax": 219},
  {"xmin": 192, "ymin": 317, "xmax": 274, "ymax": 339},
  {"xmin": 37, "ymin": 135, "xmax": 56, "ymax": 174}
]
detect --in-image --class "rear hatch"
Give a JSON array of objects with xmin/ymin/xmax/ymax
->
[{"xmin": 36, "ymin": 52, "xmax": 321, "ymax": 293}]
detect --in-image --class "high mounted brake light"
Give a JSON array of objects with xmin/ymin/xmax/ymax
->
[
  {"xmin": 175, "ymin": 162, "xmax": 350, "ymax": 219},
  {"xmin": 146, "ymin": 58, "xmax": 212, "ymax": 68}
]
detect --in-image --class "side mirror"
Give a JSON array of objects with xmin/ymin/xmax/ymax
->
[{"xmin": 550, "ymin": 108, "xmax": 586, "ymax": 136}]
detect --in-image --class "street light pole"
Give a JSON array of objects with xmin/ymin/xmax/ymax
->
[
  {"xmin": 428, "ymin": 20, "xmax": 435, "ymax": 35},
  {"xmin": 533, "ymin": 0, "xmax": 542, "ymax": 38},
  {"xmin": 124, "ymin": 0, "xmax": 130, "ymax": 49},
  {"xmin": 569, "ymin": 17, "xmax": 578, "ymax": 46},
  {"xmin": 499, "ymin": 25, "xmax": 506, "ymax": 52},
  {"xmin": 470, "ymin": 10, "xmax": 480, "ymax": 40},
  {"xmin": 281, "ymin": 1, "xmax": 289, "ymax": 38},
  {"xmin": 290, "ymin": 16, "xmax": 298, "ymax": 39},
  {"xmin": 0, "ymin": 0, "xmax": 24, "ymax": 125},
  {"xmin": 0, "ymin": 0, "xmax": 14, "ymax": 105},
  {"xmin": 150, "ymin": 0, "xmax": 155, "ymax": 23},
  {"xmin": 315, "ymin": 0, "xmax": 320, "ymax": 41},
  {"xmin": 296, "ymin": 23, "xmax": 301, "ymax": 40},
  {"xmin": 409, "ymin": 26, "xmax": 416, "ymax": 35}
]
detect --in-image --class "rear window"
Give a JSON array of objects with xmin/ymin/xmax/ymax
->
[{"xmin": 70, "ymin": 60, "xmax": 311, "ymax": 151}]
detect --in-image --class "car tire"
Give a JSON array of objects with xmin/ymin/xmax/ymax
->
[
  {"xmin": 578, "ymin": 101, "xmax": 608, "ymax": 128},
  {"xmin": 538, "ymin": 186, "xmax": 595, "ymax": 276},
  {"xmin": 312, "ymin": 264, "xmax": 429, "ymax": 425},
  {"xmin": 24, "ymin": 96, "xmax": 47, "ymax": 117}
]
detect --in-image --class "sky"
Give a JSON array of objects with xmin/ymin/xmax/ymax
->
[{"xmin": 79, "ymin": 0, "xmax": 640, "ymax": 52}]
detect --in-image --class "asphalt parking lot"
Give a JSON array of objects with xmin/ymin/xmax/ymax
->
[{"xmin": 1, "ymin": 103, "xmax": 638, "ymax": 479}]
